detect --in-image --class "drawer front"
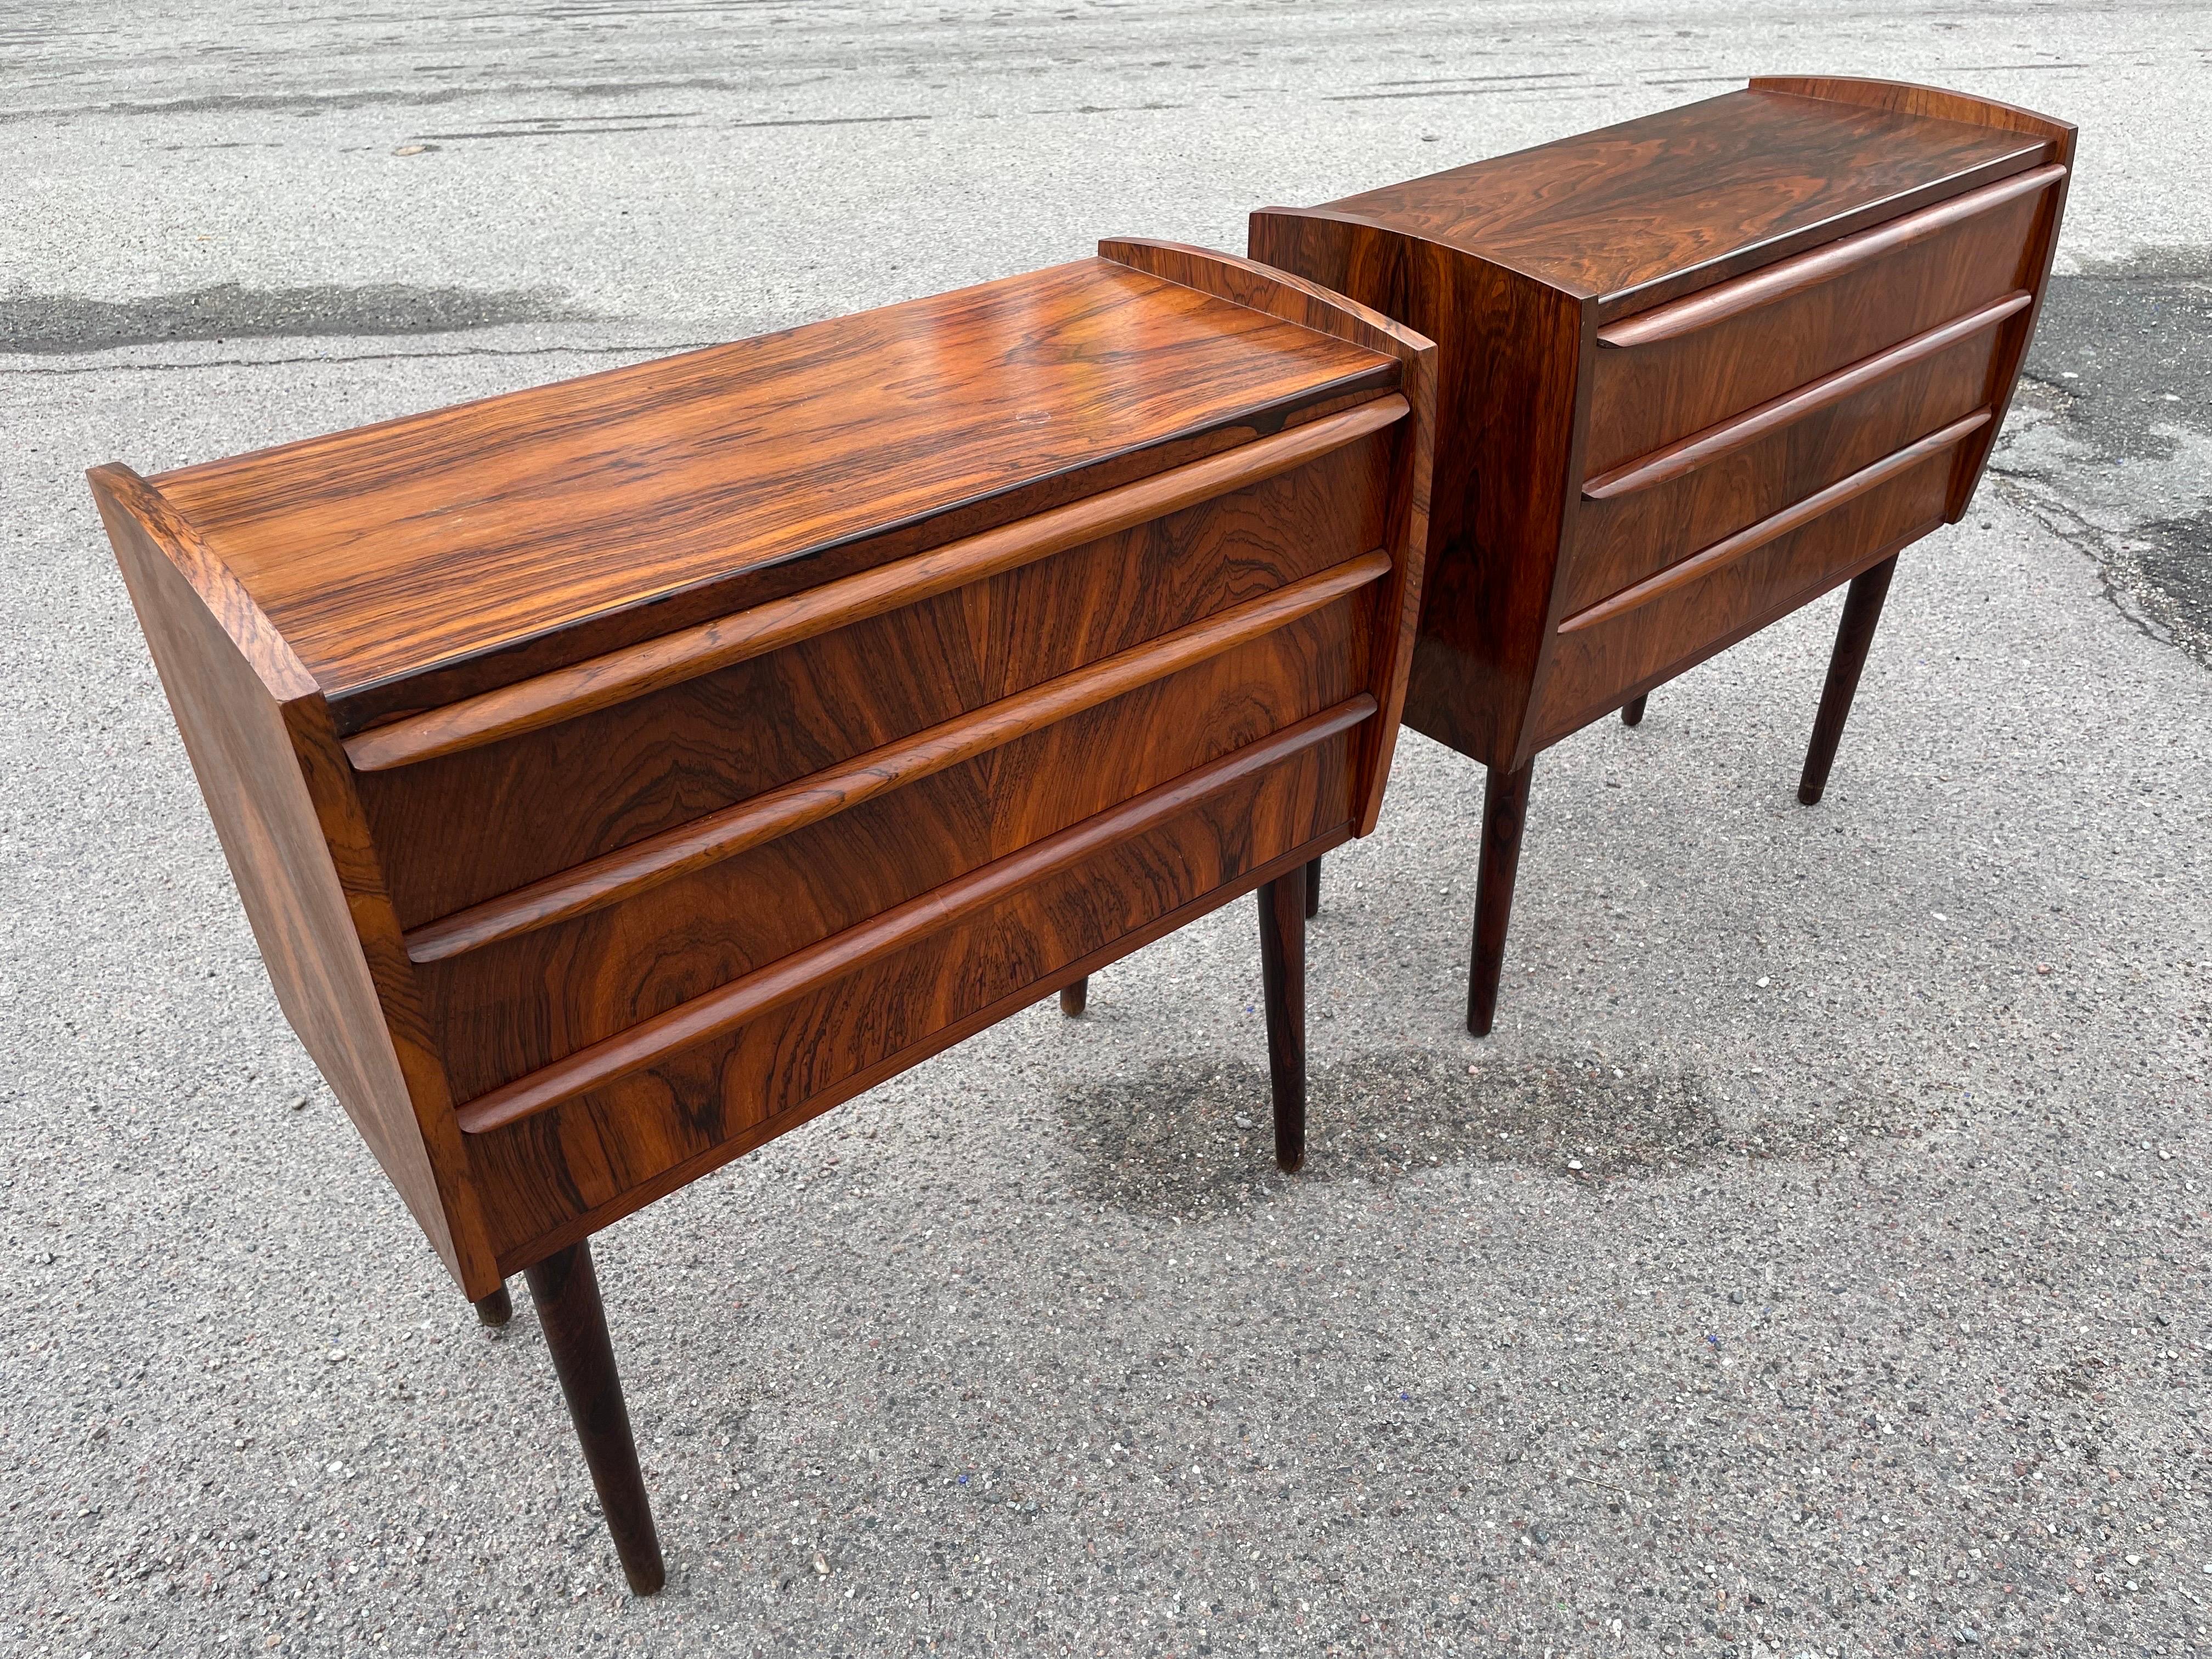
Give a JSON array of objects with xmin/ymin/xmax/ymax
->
[
  {"xmin": 461, "ymin": 729, "xmax": 1352, "ymax": 1263},
  {"xmin": 355, "ymin": 428, "xmax": 1392, "ymax": 929},
  {"xmin": 1534, "ymin": 433, "xmax": 1964, "ymax": 747},
  {"xmin": 421, "ymin": 605, "xmax": 1362, "ymax": 1101},
  {"xmin": 1583, "ymin": 166, "xmax": 2056, "ymax": 478},
  {"xmin": 1562, "ymin": 321, "xmax": 2003, "ymax": 617}
]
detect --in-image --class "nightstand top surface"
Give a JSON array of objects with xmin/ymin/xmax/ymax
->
[
  {"xmin": 1320, "ymin": 88, "xmax": 2053, "ymax": 313},
  {"xmin": 149, "ymin": 258, "xmax": 1393, "ymax": 705}
]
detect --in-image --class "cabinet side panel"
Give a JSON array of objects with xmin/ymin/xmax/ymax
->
[
  {"xmin": 99, "ymin": 493, "xmax": 472, "ymax": 1286},
  {"xmin": 1251, "ymin": 211, "xmax": 1581, "ymax": 768}
]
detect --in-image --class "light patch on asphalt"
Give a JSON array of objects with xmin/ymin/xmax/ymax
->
[{"xmin": 1996, "ymin": 249, "xmax": 2212, "ymax": 664}]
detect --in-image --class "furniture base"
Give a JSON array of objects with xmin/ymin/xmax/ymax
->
[
  {"xmin": 1799, "ymin": 554, "xmax": 1899, "ymax": 805},
  {"xmin": 1466, "ymin": 760, "xmax": 1534, "ymax": 1039},
  {"xmin": 1257, "ymin": 867, "xmax": 1307, "ymax": 1171},
  {"xmin": 524, "ymin": 1240, "xmax": 665, "ymax": 1596}
]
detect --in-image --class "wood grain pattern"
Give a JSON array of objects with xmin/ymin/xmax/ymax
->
[
  {"xmin": 1249, "ymin": 206, "xmax": 1588, "ymax": 770},
  {"xmin": 97, "ymin": 235, "xmax": 1434, "ymax": 1589},
  {"xmin": 1583, "ymin": 292, "xmax": 2028, "ymax": 501},
  {"xmin": 153, "ymin": 259, "xmax": 1398, "ymax": 720},
  {"xmin": 89, "ymin": 468, "xmax": 499, "ymax": 1295},
  {"xmin": 1536, "ymin": 437, "xmax": 1966, "ymax": 746},
  {"xmin": 405, "ymin": 553, "xmax": 1385, "ymax": 966},
  {"xmin": 342, "ymin": 395, "xmax": 1406, "ymax": 772},
  {"xmin": 1558, "ymin": 411, "xmax": 1988, "ymax": 636},
  {"xmin": 1251, "ymin": 76, "xmax": 2070, "ymax": 1036},
  {"xmin": 353, "ymin": 429, "xmax": 1393, "ymax": 929},
  {"xmin": 1319, "ymin": 88, "xmax": 2050, "ymax": 317},
  {"xmin": 1565, "ymin": 323, "xmax": 2006, "ymax": 616},
  {"xmin": 456, "ymin": 697, "xmax": 1370, "ymax": 1137},
  {"xmin": 466, "ymin": 744, "xmax": 1356, "ymax": 1263},
  {"xmin": 1097, "ymin": 239, "xmax": 1438, "ymax": 836},
  {"xmin": 1582, "ymin": 178, "xmax": 2050, "ymax": 475},
  {"xmin": 421, "ymin": 613, "xmax": 1360, "ymax": 1100}
]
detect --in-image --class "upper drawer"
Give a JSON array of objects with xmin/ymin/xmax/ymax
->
[
  {"xmin": 1583, "ymin": 162, "xmax": 2063, "ymax": 478},
  {"xmin": 349, "ymin": 406, "xmax": 1398, "ymax": 930}
]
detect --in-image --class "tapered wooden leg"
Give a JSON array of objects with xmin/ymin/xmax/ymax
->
[
  {"xmin": 473, "ymin": 1284, "xmax": 512, "ymax": 1327},
  {"xmin": 1257, "ymin": 868, "xmax": 1307, "ymax": 1173},
  {"xmin": 1798, "ymin": 555, "xmax": 1898, "ymax": 806},
  {"xmin": 523, "ymin": 1240, "xmax": 665, "ymax": 1595},
  {"xmin": 1467, "ymin": 761, "xmax": 1534, "ymax": 1039},
  {"xmin": 1059, "ymin": 976, "xmax": 1088, "ymax": 1017},
  {"xmin": 1304, "ymin": 856, "xmax": 1321, "ymax": 919},
  {"xmin": 1621, "ymin": 693, "xmax": 1647, "ymax": 727}
]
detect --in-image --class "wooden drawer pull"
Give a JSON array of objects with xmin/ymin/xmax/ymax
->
[
  {"xmin": 1558, "ymin": 409, "xmax": 1990, "ymax": 635},
  {"xmin": 342, "ymin": 394, "xmax": 1408, "ymax": 772},
  {"xmin": 453, "ymin": 693, "xmax": 1376, "ymax": 1135},
  {"xmin": 1584, "ymin": 289, "xmax": 2030, "ymax": 500},
  {"xmin": 404, "ymin": 550, "xmax": 1392, "ymax": 964},
  {"xmin": 1595, "ymin": 162, "xmax": 2066, "ymax": 350}
]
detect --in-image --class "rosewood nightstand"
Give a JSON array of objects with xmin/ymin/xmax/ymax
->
[
  {"xmin": 1250, "ymin": 76, "xmax": 2072, "ymax": 1034},
  {"xmin": 89, "ymin": 240, "xmax": 1434, "ymax": 1590}
]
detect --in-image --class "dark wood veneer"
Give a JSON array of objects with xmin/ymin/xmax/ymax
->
[
  {"xmin": 1251, "ymin": 76, "xmax": 2072, "ymax": 1034},
  {"xmin": 92, "ymin": 241, "xmax": 1434, "ymax": 1590}
]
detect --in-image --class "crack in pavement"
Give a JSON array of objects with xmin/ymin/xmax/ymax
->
[{"xmin": 1995, "ymin": 253, "xmax": 2212, "ymax": 669}]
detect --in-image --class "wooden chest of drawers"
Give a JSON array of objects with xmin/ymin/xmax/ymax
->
[
  {"xmin": 91, "ymin": 240, "xmax": 1435, "ymax": 1589},
  {"xmin": 1250, "ymin": 76, "xmax": 2072, "ymax": 1033}
]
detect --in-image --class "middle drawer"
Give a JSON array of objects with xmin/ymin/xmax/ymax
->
[
  {"xmin": 1560, "ymin": 303, "xmax": 2011, "ymax": 617},
  {"xmin": 416, "ymin": 602, "xmax": 1363, "ymax": 1101}
]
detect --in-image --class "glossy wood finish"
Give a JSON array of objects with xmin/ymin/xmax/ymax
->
[
  {"xmin": 153, "ymin": 262, "xmax": 1400, "ymax": 725},
  {"xmin": 1252, "ymin": 77, "xmax": 2072, "ymax": 1032},
  {"xmin": 523, "ymin": 1242, "xmax": 664, "ymax": 1595},
  {"xmin": 93, "ymin": 240, "xmax": 1435, "ymax": 1588},
  {"xmin": 1582, "ymin": 179, "xmax": 2053, "ymax": 476},
  {"xmin": 1799, "ymin": 555, "xmax": 1900, "ymax": 806},
  {"xmin": 1316, "ymin": 87, "xmax": 2049, "ymax": 320},
  {"xmin": 1257, "ymin": 869, "xmax": 1307, "ymax": 1172},
  {"xmin": 341, "ymin": 396, "xmax": 1405, "ymax": 774},
  {"xmin": 453, "ymin": 698, "xmax": 1368, "ymax": 1139},
  {"xmin": 89, "ymin": 467, "xmax": 498, "ymax": 1293}
]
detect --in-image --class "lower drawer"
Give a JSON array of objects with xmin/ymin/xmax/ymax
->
[
  {"xmin": 461, "ymin": 727, "xmax": 1353, "ymax": 1265},
  {"xmin": 1532, "ymin": 430, "xmax": 1965, "ymax": 747}
]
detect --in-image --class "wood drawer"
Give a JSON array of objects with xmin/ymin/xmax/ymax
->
[
  {"xmin": 460, "ymin": 714, "xmax": 1358, "ymax": 1264},
  {"xmin": 351, "ymin": 422, "xmax": 1394, "ymax": 929},
  {"xmin": 1583, "ymin": 162, "xmax": 2061, "ymax": 478},
  {"xmin": 1534, "ymin": 416, "xmax": 1980, "ymax": 746},
  {"xmin": 1561, "ymin": 308, "xmax": 2011, "ymax": 616},
  {"xmin": 420, "ymin": 597, "xmax": 1367, "ymax": 1101}
]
